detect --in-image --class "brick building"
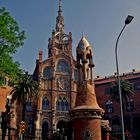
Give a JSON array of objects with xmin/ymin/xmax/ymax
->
[
  {"xmin": 28, "ymin": 1, "xmax": 77, "ymax": 139},
  {"xmin": 0, "ymin": 78, "xmax": 12, "ymax": 112},
  {"xmin": 95, "ymin": 71, "xmax": 140, "ymax": 139}
]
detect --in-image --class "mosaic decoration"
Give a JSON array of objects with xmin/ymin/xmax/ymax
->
[{"xmin": 81, "ymin": 128, "xmax": 95, "ymax": 140}]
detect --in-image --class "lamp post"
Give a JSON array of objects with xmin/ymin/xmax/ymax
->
[{"xmin": 115, "ymin": 15, "xmax": 134, "ymax": 140}]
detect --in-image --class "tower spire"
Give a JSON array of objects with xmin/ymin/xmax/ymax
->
[
  {"xmin": 58, "ymin": 0, "xmax": 62, "ymax": 16},
  {"xmin": 56, "ymin": 0, "xmax": 64, "ymax": 33}
]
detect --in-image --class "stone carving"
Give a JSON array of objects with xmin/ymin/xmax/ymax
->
[{"xmin": 81, "ymin": 128, "xmax": 95, "ymax": 140}]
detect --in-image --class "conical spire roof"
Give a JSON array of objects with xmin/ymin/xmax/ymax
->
[
  {"xmin": 77, "ymin": 36, "xmax": 91, "ymax": 52},
  {"xmin": 74, "ymin": 82, "xmax": 103, "ymax": 110}
]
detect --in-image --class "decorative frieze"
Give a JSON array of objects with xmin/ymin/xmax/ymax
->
[{"xmin": 70, "ymin": 109, "xmax": 104, "ymax": 120}]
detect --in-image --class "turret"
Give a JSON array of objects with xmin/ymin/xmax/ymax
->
[
  {"xmin": 55, "ymin": 0, "xmax": 64, "ymax": 34},
  {"xmin": 70, "ymin": 36, "xmax": 104, "ymax": 140},
  {"xmin": 76, "ymin": 37, "xmax": 94, "ymax": 84},
  {"xmin": 47, "ymin": 0, "xmax": 72, "ymax": 57}
]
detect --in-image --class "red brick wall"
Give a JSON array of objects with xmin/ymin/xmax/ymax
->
[{"xmin": 0, "ymin": 86, "xmax": 12, "ymax": 112}]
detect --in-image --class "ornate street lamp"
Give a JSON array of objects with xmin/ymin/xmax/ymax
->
[{"xmin": 115, "ymin": 15, "xmax": 134, "ymax": 140}]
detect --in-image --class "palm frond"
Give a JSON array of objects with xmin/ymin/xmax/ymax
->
[{"xmin": 110, "ymin": 79, "xmax": 134, "ymax": 102}]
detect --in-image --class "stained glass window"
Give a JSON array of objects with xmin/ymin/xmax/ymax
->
[
  {"xmin": 57, "ymin": 60, "xmax": 69, "ymax": 73},
  {"xmin": 43, "ymin": 67, "xmax": 51, "ymax": 79},
  {"xmin": 56, "ymin": 97, "xmax": 69, "ymax": 111},
  {"xmin": 42, "ymin": 98, "xmax": 50, "ymax": 110}
]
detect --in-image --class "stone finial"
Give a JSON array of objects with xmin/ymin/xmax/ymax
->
[{"xmin": 39, "ymin": 50, "xmax": 42, "ymax": 63}]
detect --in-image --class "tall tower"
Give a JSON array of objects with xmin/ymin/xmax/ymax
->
[
  {"xmin": 70, "ymin": 37, "xmax": 104, "ymax": 140},
  {"xmin": 33, "ymin": 0, "xmax": 77, "ymax": 140},
  {"xmin": 48, "ymin": 0, "xmax": 72, "ymax": 58}
]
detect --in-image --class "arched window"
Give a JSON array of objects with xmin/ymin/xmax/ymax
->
[
  {"xmin": 42, "ymin": 98, "xmax": 50, "ymax": 110},
  {"xmin": 56, "ymin": 97, "xmax": 62, "ymax": 111},
  {"xmin": 56, "ymin": 97, "xmax": 69, "ymax": 111},
  {"xmin": 42, "ymin": 121, "xmax": 49, "ymax": 140},
  {"xmin": 112, "ymin": 117, "xmax": 121, "ymax": 132},
  {"xmin": 61, "ymin": 100, "xmax": 65, "ymax": 111},
  {"xmin": 64, "ymin": 100, "xmax": 69, "ymax": 111},
  {"xmin": 57, "ymin": 60, "xmax": 69, "ymax": 73},
  {"xmin": 26, "ymin": 101, "xmax": 32, "ymax": 112},
  {"xmin": 43, "ymin": 67, "xmax": 52, "ymax": 79}
]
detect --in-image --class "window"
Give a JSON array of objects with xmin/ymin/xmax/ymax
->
[
  {"xmin": 56, "ymin": 97, "xmax": 69, "ymax": 111},
  {"xmin": 134, "ymin": 82, "xmax": 140, "ymax": 90},
  {"xmin": 43, "ymin": 67, "xmax": 52, "ymax": 79},
  {"xmin": 64, "ymin": 100, "xmax": 69, "ymax": 111},
  {"xmin": 126, "ymin": 99, "xmax": 134, "ymax": 112},
  {"xmin": 105, "ymin": 87, "xmax": 111, "ymax": 95},
  {"xmin": 42, "ymin": 98, "xmax": 50, "ymax": 110},
  {"xmin": 112, "ymin": 118, "xmax": 121, "ymax": 132},
  {"xmin": 28, "ymin": 119, "xmax": 35, "ymax": 134},
  {"xmin": 61, "ymin": 100, "xmax": 65, "ymax": 111},
  {"xmin": 57, "ymin": 60, "xmax": 69, "ymax": 73},
  {"xmin": 56, "ymin": 99, "xmax": 61, "ymax": 111},
  {"xmin": 26, "ymin": 101, "xmax": 32, "ymax": 112},
  {"xmin": 106, "ymin": 100, "xmax": 113, "ymax": 113}
]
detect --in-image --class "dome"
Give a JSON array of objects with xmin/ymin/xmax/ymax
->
[{"xmin": 77, "ymin": 36, "xmax": 91, "ymax": 52}]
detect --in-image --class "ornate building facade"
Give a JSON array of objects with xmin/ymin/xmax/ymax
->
[{"xmin": 32, "ymin": 1, "xmax": 77, "ymax": 139}]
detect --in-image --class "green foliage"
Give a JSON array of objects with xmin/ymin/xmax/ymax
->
[
  {"xmin": 10, "ymin": 73, "xmax": 39, "ymax": 121},
  {"xmin": 0, "ymin": 7, "xmax": 25, "ymax": 84},
  {"xmin": 110, "ymin": 79, "xmax": 134, "ymax": 102},
  {"xmin": 10, "ymin": 73, "xmax": 39, "ymax": 103}
]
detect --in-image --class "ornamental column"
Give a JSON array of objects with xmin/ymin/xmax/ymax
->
[{"xmin": 70, "ymin": 36, "xmax": 104, "ymax": 140}]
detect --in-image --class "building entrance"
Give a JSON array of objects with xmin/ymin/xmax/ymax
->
[{"xmin": 56, "ymin": 120, "xmax": 72, "ymax": 140}]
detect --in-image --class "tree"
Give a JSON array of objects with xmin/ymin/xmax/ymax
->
[
  {"xmin": 110, "ymin": 80, "xmax": 135, "ymax": 140},
  {"xmin": 10, "ymin": 73, "xmax": 39, "ymax": 121},
  {"xmin": 110, "ymin": 79, "xmax": 134, "ymax": 102},
  {"xmin": 0, "ymin": 7, "xmax": 25, "ymax": 85}
]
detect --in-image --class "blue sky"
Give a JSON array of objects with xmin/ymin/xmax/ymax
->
[{"xmin": 1, "ymin": 0, "xmax": 140, "ymax": 77}]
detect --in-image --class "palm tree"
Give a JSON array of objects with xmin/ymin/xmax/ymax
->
[
  {"xmin": 110, "ymin": 79, "xmax": 134, "ymax": 103},
  {"xmin": 110, "ymin": 79, "xmax": 134, "ymax": 138},
  {"xmin": 10, "ymin": 72, "xmax": 39, "ymax": 121}
]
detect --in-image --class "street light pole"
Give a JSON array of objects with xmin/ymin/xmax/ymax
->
[{"xmin": 115, "ymin": 15, "xmax": 134, "ymax": 140}]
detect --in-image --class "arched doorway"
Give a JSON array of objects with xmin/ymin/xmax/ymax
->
[
  {"xmin": 42, "ymin": 121, "xmax": 49, "ymax": 140},
  {"xmin": 111, "ymin": 117, "xmax": 121, "ymax": 139},
  {"xmin": 132, "ymin": 116, "xmax": 140, "ymax": 140},
  {"xmin": 56, "ymin": 120, "xmax": 72, "ymax": 140}
]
